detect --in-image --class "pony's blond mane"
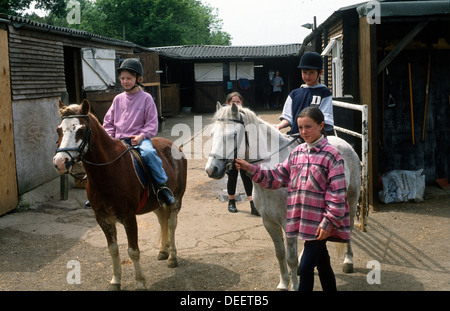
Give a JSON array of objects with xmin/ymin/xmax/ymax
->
[{"xmin": 59, "ymin": 104, "xmax": 83, "ymax": 117}]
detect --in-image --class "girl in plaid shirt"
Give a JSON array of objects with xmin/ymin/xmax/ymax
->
[{"xmin": 235, "ymin": 107, "xmax": 350, "ymax": 291}]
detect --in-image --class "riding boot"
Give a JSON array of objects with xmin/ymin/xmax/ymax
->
[
  {"xmin": 228, "ymin": 199, "xmax": 238, "ymax": 213},
  {"xmin": 157, "ymin": 183, "xmax": 176, "ymax": 206},
  {"xmin": 250, "ymin": 201, "xmax": 260, "ymax": 216}
]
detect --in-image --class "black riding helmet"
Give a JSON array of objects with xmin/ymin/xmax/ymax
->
[
  {"xmin": 117, "ymin": 58, "xmax": 144, "ymax": 77},
  {"xmin": 298, "ymin": 52, "xmax": 323, "ymax": 70},
  {"xmin": 117, "ymin": 58, "xmax": 143, "ymax": 91}
]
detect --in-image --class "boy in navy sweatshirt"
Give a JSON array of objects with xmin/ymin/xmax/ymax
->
[{"xmin": 274, "ymin": 52, "xmax": 334, "ymax": 136}]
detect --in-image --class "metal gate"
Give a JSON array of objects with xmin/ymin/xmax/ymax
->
[{"xmin": 333, "ymin": 101, "xmax": 369, "ymax": 232}]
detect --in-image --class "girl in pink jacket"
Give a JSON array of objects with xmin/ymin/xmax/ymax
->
[{"xmin": 236, "ymin": 107, "xmax": 350, "ymax": 291}]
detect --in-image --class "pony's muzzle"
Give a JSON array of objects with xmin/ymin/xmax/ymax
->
[
  {"xmin": 53, "ymin": 153, "xmax": 73, "ymax": 174},
  {"xmin": 205, "ymin": 162, "xmax": 226, "ymax": 179}
]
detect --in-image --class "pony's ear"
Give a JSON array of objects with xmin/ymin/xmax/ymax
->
[
  {"xmin": 81, "ymin": 99, "xmax": 91, "ymax": 115},
  {"xmin": 231, "ymin": 102, "xmax": 239, "ymax": 116},
  {"xmin": 58, "ymin": 100, "xmax": 66, "ymax": 116},
  {"xmin": 216, "ymin": 101, "xmax": 222, "ymax": 111}
]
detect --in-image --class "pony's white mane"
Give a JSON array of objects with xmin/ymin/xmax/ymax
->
[{"xmin": 213, "ymin": 105, "xmax": 277, "ymax": 134}]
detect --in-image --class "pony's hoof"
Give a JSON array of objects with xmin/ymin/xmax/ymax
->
[
  {"xmin": 158, "ymin": 251, "xmax": 169, "ymax": 260},
  {"xmin": 168, "ymin": 258, "xmax": 178, "ymax": 268},
  {"xmin": 136, "ymin": 281, "xmax": 146, "ymax": 291},
  {"xmin": 276, "ymin": 281, "xmax": 289, "ymax": 291},
  {"xmin": 343, "ymin": 263, "xmax": 354, "ymax": 273},
  {"xmin": 108, "ymin": 283, "xmax": 121, "ymax": 291}
]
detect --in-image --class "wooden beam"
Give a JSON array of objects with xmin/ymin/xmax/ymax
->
[
  {"xmin": 359, "ymin": 17, "xmax": 378, "ymax": 212},
  {"xmin": 377, "ymin": 21, "xmax": 428, "ymax": 74},
  {"xmin": 0, "ymin": 29, "xmax": 18, "ymax": 215}
]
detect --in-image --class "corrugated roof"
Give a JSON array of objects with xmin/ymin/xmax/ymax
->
[
  {"xmin": 149, "ymin": 44, "xmax": 302, "ymax": 60},
  {"xmin": 0, "ymin": 14, "xmax": 141, "ymax": 49}
]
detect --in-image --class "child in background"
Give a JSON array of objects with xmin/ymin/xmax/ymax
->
[{"xmin": 224, "ymin": 92, "xmax": 259, "ymax": 216}]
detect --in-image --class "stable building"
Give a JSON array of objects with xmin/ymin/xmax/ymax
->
[
  {"xmin": 300, "ymin": 0, "xmax": 450, "ymax": 207},
  {"xmin": 149, "ymin": 44, "xmax": 302, "ymax": 112},
  {"xmin": 0, "ymin": 14, "xmax": 148, "ymax": 214}
]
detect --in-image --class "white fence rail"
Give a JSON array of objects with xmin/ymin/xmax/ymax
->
[{"xmin": 333, "ymin": 100, "xmax": 369, "ymax": 232}]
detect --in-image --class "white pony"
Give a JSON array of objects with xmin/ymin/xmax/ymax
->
[{"xmin": 205, "ymin": 103, "xmax": 361, "ymax": 291}]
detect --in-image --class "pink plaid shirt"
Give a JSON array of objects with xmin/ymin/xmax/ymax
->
[{"xmin": 247, "ymin": 137, "xmax": 350, "ymax": 242}]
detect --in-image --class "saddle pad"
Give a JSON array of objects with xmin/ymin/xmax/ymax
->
[
  {"xmin": 120, "ymin": 139, "xmax": 148, "ymax": 189},
  {"xmin": 130, "ymin": 150, "xmax": 148, "ymax": 188}
]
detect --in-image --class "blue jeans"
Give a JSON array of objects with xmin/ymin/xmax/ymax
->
[
  {"xmin": 138, "ymin": 139, "xmax": 168, "ymax": 185},
  {"xmin": 298, "ymin": 240, "xmax": 337, "ymax": 291}
]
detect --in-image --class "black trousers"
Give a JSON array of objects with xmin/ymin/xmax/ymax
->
[
  {"xmin": 298, "ymin": 240, "xmax": 337, "ymax": 291},
  {"xmin": 227, "ymin": 167, "xmax": 253, "ymax": 197}
]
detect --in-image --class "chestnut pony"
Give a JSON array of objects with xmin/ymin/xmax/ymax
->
[{"xmin": 53, "ymin": 99, "xmax": 187, "ymax": 290}]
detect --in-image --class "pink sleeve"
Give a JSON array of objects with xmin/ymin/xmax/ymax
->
[
  {"xmin": 140, "ymin": 95, "xmax": 158, "ymax": 139},
  {"xmin": 320, "ymin": 158, "xmax": 348, "ymax": 231},
  {"xmin": 247, "ymin": 157, "xmax": 291, "ymax": 190},
  {"xmin": 103, "ymin": 99, "xmax": 117, "ymax": 138}
]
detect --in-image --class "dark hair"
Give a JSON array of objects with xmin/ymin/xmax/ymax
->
[
  {"xmin": 226, "ymin": 92, "xmax": 244, "ymax": 105},
  {"xmin": 297, "ymin": 107, "xmax": 326, "ymax": 136}
]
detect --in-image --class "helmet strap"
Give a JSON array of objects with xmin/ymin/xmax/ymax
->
[{"xmin": 123, "ymin": 84, "xmax": 138, "ymax": 92}]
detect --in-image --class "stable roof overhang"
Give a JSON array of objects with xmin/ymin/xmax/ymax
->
[
  {"xmin": 0, "ymin": 14, "xmax": 148, "ymax": 51},
  {"xmin": 357, "ymin": 0, "xmax": 450, "ymax": 18},
  {"xmin": 148, "ymin": 44, "xmax": 302, "ymax": 61},
  {"xmin": 300, "ymin": 0, "xmax": 450, "ymax": 54}
]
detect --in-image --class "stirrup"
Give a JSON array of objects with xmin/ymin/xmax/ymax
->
[{"xmin": 156, "ymin": 186, "xmax": 176, "ymax": 206}]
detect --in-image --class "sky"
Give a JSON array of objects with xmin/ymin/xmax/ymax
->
[{"xmin": 201, "ymin": 0, "xmax": 365, "ymax": 46}]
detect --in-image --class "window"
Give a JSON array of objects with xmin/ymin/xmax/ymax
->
[
  {"xmin": 81, "ymin": 48, "xmax": 116, "ymax": 91},
  {"xmin": 194, "ymin": 63, "xmax": 223, "ymax": 82},
  {"xmin": 321, "ymin": 34, "xmax": 343, "ymax": 97}
]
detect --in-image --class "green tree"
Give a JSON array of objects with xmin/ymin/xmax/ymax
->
[
  {"xmin": 0, "ymin": 0, "xmax": 66, "ymax": 17},
  {"xmin": 6, "ymin": 0, "xmax": 232, "ymax": 47},
  {"xmin": 93, "ymin": 0, "xmax": 231, "ymax": 46}
]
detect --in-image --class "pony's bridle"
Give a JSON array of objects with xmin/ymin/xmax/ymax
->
[
  {"xmin": 55, "ymin": 114, "xmax": 134, "ymax": 176},
  {"xmin": 210, "ymin": 114, "xmax": 249, "ymax": 173},
  {"xmin": 210, "ymin": 113, "xmax": 302, "ymax": 172},
  {"xmin": 55, "ymin": 115, "xmax": 91, "ymax": 172}
]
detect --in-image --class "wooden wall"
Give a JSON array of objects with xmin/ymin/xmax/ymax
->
[
  {"xmin": 161, "ymin": 84, "xmax": 180, "ymax": 116},
  {"xmin": 122, "ymin": 52, "xmax": 160, "ymax": 84},
  {"xmin": 9, "ymin": 27, "xmax": 66, "ymax": 100},
  {"xmin": 6, "ymin": 23, "xmax": 133, "ymax": 195},
  {"xmin": 85, "ymin": 91, "xmax": 120, "ymax": 123},
  {"xmin": 0, "ymin": 29, "xmax": 18, "ymax": 215},
  {"xmin": 194, "ymin": 82, "xmax": 223, "ymax": 113}
]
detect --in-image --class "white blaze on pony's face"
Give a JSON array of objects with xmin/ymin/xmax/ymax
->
[
  {"xmin": 53, "ymin": 117, "xmax": 86, "ymax": 174},
  {"xmin": 205, "ymin": 118, "xmax": 246, "ymax": 179},
  {"xmin": 53, "ymin": 100, "xmax": 90, "ymax": 174},
  {"xmin": 209, "ymin": 122, "xmax": 246, "ymax": 161}
]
